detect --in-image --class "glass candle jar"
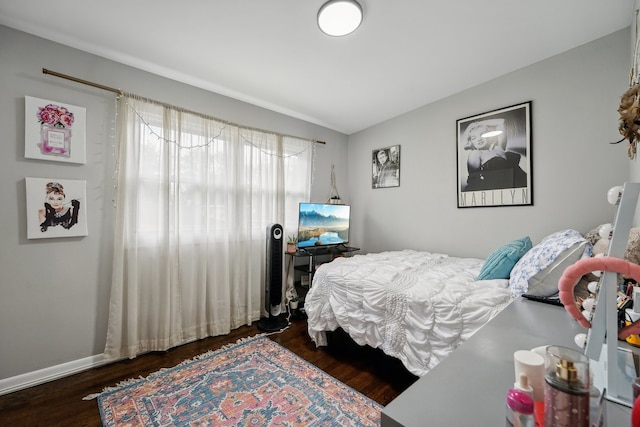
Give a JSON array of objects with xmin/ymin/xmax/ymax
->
[{"xmin": 544, "ymin": 345, "xmax": 590, "ymax": 427}]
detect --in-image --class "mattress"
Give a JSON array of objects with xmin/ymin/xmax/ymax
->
[{"xmin": 305, "ymin": 250, "xmax": 514, "ymax": 376}]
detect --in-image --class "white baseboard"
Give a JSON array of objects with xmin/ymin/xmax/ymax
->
[{"xmin": 0, "ymin": 353, "xmax": 107, "ymax": 396}]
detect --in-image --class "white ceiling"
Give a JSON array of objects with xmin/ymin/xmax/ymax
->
[{"xmin": 0, "ymin": 1, "xmax": 635, "ymax": 134}]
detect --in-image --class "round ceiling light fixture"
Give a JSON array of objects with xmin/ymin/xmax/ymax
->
[{"xmin": 317, "ymin": 0, "xmax": 363, "ymax": 37}]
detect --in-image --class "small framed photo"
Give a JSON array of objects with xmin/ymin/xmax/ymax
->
[
  {"xmin": 25, "ymin": 177, "xmax": 88, "ymax": 239},
  {"xmin": 372, "ymin": 145, "xmax": 400, "ymax": 188},
  {"xmin": 456, "ymin": 102, "xmax": 532, "ymax": 208},
  {"xmin": 25, "ymin": 96, "xmax": 87, "ymax": 164}
]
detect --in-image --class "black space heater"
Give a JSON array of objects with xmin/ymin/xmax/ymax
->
[{"xmin": 258, "ymin": 223, "xmax": 288, "ymax": 331}]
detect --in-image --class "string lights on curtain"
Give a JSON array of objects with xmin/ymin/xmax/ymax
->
[{"xmin": 41, "ymin": 68, "xmax": 326, "ymax": 149}]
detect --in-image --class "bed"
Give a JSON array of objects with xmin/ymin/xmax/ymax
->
[
  {"xmin": 304, "ymin": 229, "xmax": 593, "ymax": 377},
  {"xmin": 304, "ymin": 250, "xmax": 514, "ymax": 376}
]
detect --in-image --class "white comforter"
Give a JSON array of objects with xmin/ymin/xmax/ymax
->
[{"xmin": 305, "ymin": 250, "xmax": 514, "ymax": 376}]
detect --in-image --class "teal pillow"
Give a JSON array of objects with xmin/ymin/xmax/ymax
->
[{"xmin": 477, "ymin": 237, "xmax": 533, "ymax": 280}]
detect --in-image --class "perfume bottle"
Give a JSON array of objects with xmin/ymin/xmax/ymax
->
[
  {"xmin": 40, "ymin": 123, "xmax": 72, "ymax": 157},
  {"xmin": 544, "ymin": 345, "xmax": 590, "ymax": 427},
  {"xmin": 506, "ymin": 389, "xmax": 535, "ymax": 427}
]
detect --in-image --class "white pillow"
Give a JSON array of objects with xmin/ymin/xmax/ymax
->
[
  {"xmin": 523, "ymin": 241, "xmax": 589, "ymax": 297},
  {"xmin": 509, "ymin": 229, "xmax": 590, "ymax": 298}
]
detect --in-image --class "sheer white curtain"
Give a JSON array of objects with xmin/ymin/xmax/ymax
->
[{"xmin": 104, "ymin": 95, "xmax": 313, "ymax": 360}]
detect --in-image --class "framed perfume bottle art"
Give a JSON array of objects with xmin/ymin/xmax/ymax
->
[{"xmin": 24, "ymin": 96, "xmax": 86, "ymax": 164}]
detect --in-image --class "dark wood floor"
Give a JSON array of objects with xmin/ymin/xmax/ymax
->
[{"xmin": 0, "ymin": 316, "xmax": 418, "ymax": 427}]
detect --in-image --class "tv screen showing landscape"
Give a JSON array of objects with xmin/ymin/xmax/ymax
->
[{"xmin": 297, "ymin": 203, "xmax": 350, "ymax": 248}]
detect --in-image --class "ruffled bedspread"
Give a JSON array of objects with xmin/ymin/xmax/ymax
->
[{"xmin": 305, "ymin": 250, "xmax": 514, "ymax": 376}]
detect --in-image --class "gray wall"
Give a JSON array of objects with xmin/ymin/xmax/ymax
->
[
  {"xmin": 0, "ymin": 25, "xmax": 347, "ymax": 382},
  {"xmin": 347, "ymin": 28, "xmax": 632, "ymax": 258}
]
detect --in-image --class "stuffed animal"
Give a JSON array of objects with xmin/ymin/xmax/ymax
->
[{"xmin": 588, "ymin": 223, "xmax": 640, "ymax": 263}]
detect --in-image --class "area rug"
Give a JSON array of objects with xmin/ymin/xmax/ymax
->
[{"xmin": 96, "ymin": 335, "xmax": 382, "ymax": 426}]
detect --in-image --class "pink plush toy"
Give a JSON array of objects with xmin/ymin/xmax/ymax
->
[{"xmin": 557, "ymin": 256, "xmax": 640, "ymax": 339}]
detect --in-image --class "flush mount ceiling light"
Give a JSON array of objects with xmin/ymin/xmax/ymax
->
[{"xmin": 317, "ymin": 0, "xmax": 363, "ymax": 37}]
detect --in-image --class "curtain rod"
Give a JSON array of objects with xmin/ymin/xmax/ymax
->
[
  {"xmin": 42, "ymin": 68, "xmax": 326, "ymax": 145},
  {"xmin": 43, "ymin": 68, "xmax": 124, "ymax": 96}
]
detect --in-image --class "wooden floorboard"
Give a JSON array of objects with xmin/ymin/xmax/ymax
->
[{"xmin": 0, "ymin": 317, "xmax": 418, "ymax": 426}]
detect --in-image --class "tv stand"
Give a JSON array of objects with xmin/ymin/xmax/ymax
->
[
  {"xmin": 287, "ymin": 245, "xmax": 359, "ymax": 287},
  {"xmin": 297, "ymin": 244, "xmax": 356, "ymax": 257}
]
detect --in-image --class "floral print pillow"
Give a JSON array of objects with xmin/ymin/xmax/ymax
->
[{"xmin": 509, "ymin": 229, "xmax": 589, "ymax": 298}]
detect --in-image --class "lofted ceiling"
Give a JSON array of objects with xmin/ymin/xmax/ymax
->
[{"xmin": 0, "ymin": 1, "xmax": 635, "ymax": 134}]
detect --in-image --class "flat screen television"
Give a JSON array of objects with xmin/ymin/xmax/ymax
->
[{"xmin": 297, "ymin": 202, "xmax": 350, "ymax": 248}]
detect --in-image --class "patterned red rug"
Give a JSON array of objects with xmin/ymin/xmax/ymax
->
[{"xmin": 96, "ymin": 335, "xmax": 382, "ymax": 426}]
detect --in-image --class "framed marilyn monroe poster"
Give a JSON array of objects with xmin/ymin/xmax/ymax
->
[{"xmin": 456, "ymin": 102, "xmax": 532, "ymax": 208}]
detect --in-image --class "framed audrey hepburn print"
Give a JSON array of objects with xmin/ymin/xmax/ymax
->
[{"xmin": 26, "ymin": 177, "xmax": 88, "ymax": 239}]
